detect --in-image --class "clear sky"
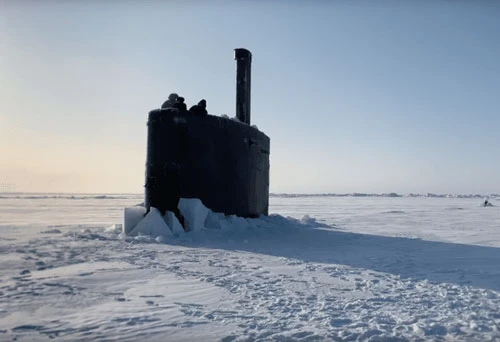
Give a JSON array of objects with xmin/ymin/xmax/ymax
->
[{"xmin": 1, "ymin": 1, "xmax": 499, "ymax": 194}]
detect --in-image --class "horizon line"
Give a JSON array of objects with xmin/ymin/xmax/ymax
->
[{"xmin": 0, "ymin": 191, "xmax": 497, "ymax": 197}]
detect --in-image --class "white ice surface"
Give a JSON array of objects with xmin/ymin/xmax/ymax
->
[
  {"xmin": 1, "ymin": 194, "xmax": 500, "ymax": 341},
  {"xmin": 164, "ymin": 211, "xmax": 185, "ymax": 235},
  {"xmin": 123, "ymin": 205, "xmax": 146, "ymax": 234},
  {"xmin": 128, "ymin": 207, "xmax": 172, "ymax": 237},
  {"xmin": 178, "ymin": 198, "xmax": 210, "ymax": 232}
]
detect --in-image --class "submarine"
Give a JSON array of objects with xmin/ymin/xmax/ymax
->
[{"xmin": 144, "ymin": 48, "xmax": 270, "ymax": 219}]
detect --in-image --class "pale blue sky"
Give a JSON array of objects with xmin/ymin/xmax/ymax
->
[{"xmin": 1, "ymin": 1, "xmax": 499, "ymax": 194}]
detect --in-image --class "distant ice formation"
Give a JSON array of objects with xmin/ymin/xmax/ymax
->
[{"xmin": 269, "ymin": 192, "xmax": 500, "ymax": 199}]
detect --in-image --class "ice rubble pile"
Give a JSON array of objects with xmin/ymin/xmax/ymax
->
[
  {"xmin": 124, "ymin": 198, "xmax": 254, "ymax": 237},
  {"xmin": 123, "ymin": 198, "xmax": 322, "ymax": 240}
]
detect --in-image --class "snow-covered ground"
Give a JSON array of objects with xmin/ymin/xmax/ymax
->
[{"xmin": 1, "ymin": 194, "xmax": 500, "ymax": 341}]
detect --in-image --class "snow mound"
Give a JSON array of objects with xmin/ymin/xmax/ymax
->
[
  {"xmin": 163, "ymin": 211, "xmax": 184, "ymax": 235},
  {"xmin": 205, "ymin": 211, "xmax": 225, "ymax": 230},
  {"xmin": 300, "ymin": 214, "xmax": 316, "ymax": 225},
  {"xmin": 178, "ymin": 198, "xmax": 210, "ymax": 232},
  {"xmin": 128, "ymin": 207, "xmax": 172, "ymax": 237},
  {"xmin": 105, "ymin": 224, "xmax": 122, "ymax": 233},
  {"xmin": 123, "ymin": 205, "xmax": 147, "ymax": 234},
  {"xmin": 40, "ymin": 229, "xmax": 62, "ymax": 234}
]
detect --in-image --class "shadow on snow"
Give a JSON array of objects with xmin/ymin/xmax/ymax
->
[{"xmin": 166, "ymin": 217, "xmax": 500, "ymax": 292}]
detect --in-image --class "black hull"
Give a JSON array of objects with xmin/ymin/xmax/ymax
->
[{"xmin": 145, "ymin": 109, "xmax": 270, "ymax": 218}]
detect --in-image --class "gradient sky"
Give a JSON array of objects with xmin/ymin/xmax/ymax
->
[{"xmin": 1, "ymin": 1, "xmax": 499, "ymax": 194}]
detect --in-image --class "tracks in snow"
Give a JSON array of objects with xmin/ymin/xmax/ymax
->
[{"xmin": 1, "ymin": 227, "xmax": 500, "ymax": 341}]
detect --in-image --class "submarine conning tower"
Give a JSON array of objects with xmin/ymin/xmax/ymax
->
[{"xmin": 144, "ymin": 48, "xmax": 270, "ymax": 218}]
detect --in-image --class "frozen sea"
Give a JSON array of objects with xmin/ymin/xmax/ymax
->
[{"xmin": 1, "ymin": 194, "xmax": 500, "ymax": 341}]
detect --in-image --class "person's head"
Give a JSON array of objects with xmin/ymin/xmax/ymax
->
[
  {"xmin": 168, "ymin": 93, "xmax": 179, "ymax": 101},
  {"xmin": 178, "ymin": 97, "xmax": 185, "ymax": 103},
  {"xmin": 198, "ymin": 99, "xmax": 206, "ymax": 108}
]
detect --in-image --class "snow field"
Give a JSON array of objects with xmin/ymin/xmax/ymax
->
[{"xmin": 1, "ymin": 195, "xmax": 500, "ymax": 341}]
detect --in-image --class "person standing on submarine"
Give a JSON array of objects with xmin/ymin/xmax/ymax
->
[
  {"xmin": 173, "ymin": 97, "xmax": 188, "ymax": 112},
  {"xmin": 161, "ymin": 93, "xmax": 179, "ymax": 109},
  {"xmin": 189, "ymin": 99, "xmax": 208, "ymax": 117}
]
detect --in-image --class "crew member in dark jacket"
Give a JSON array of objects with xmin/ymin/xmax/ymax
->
[
  {"xmin": 174, "ymin": 97, "xmax": 188, "ymax": 112},
  {"xmin": 161, "ymin": 93, "xmax": 179, "ymax": 109},
  {"xmin": 189, "ymin": 99, "xmax": 208, "ymax": 117}
]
